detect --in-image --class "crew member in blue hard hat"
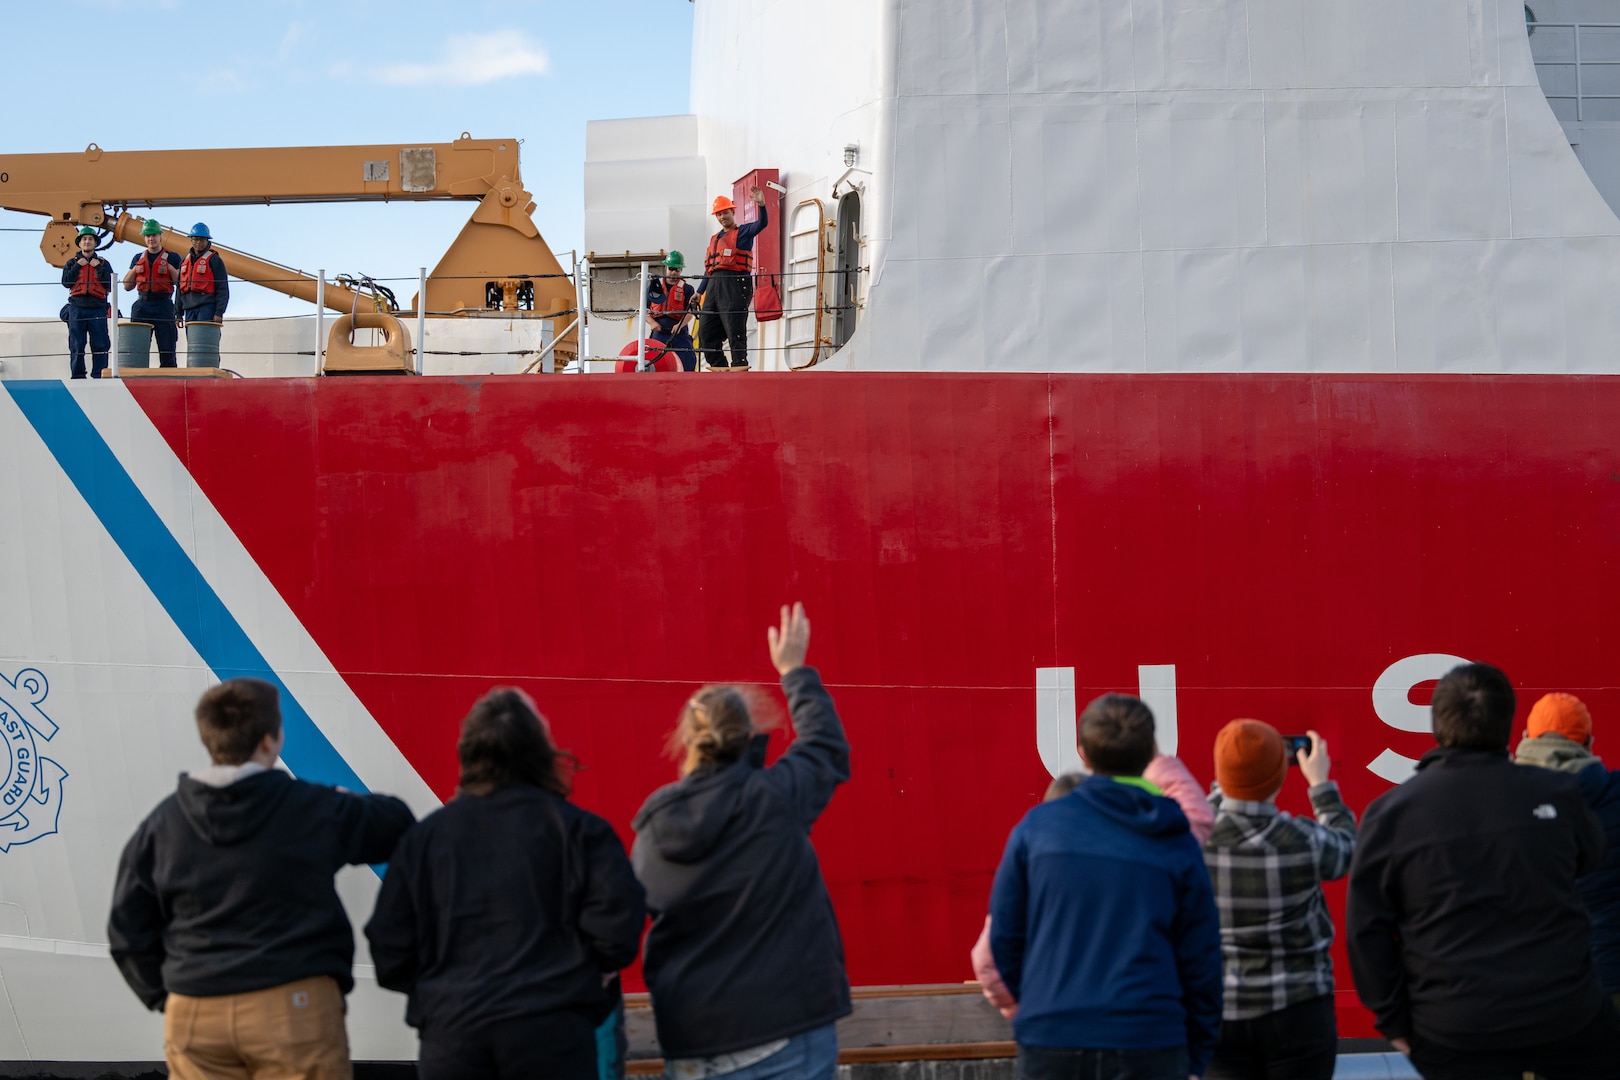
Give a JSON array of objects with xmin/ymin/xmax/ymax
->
[
  {"xmin": 178, "ymin": 222, "xmax": 229, "ymax": 329},
  {"xmin": 698, "ymin": 186, "xmax": 767, "ymax": 371},
  {"xmin": 647, "ymin": 251, "xmax": 697, "ymax": 372},
  {"xmin": 60, "ymin": 226, "xmax": 113, "ymax": 379},
  {"xmin": 121, "ymin": 220, "xmax": 182, "ymax": 367}
]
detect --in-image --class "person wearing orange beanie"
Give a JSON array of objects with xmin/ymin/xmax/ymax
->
[
  {"xmin": 1516, "ymin": 691, "xmax": 1620, "ymax": 1008},
  {"xmin": 1203, "ymin": 720, "xmax": 1357, "ymax": 1080}
]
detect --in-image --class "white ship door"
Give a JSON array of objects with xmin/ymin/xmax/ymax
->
[{"xmin": 831, "ymin": 192, "xmax": 861, "ymax": 348}]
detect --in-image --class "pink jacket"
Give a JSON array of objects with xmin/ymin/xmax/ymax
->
[{"xmin": 970, "ymin": 755, "xmax": 1214, "ymax": 1019}]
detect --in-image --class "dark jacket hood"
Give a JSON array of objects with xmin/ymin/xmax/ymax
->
[
  {"xmin": 1414, "ymin": 745, "xmax": 1511, "ymax": 773},
  {"xmin": 1071, "ymin": 774, "xmax": 1190, "ymax": 839},
  {"xmin": 175, "ymin": 769, "xmax": 294, "ymax": 847},
  {"xmin": 632, "ymin": 734, "xmax": 769, "ymax": 864}
]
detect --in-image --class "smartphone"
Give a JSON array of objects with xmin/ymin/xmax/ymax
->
[{"xmin": 1283, "ymin": 734, "xmax": 1312, "ymax": 763}]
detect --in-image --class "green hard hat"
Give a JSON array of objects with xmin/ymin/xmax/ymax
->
[
  {"xmin": 76, "ymin": 226, "xmax": 98, "ymax": 239},
  {"xmin": 663, "ymin": 250, "xmax": 684, "ymax": 270},
  {"xmin": 141, "ymin": 219, "xmax": 163, "ymax": 237}
]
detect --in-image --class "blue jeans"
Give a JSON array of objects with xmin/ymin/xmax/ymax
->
[
  {"xmin": 1018, "ymin": 1044, "xmax": 1189, "ymax": 1080},
  {"xmin": 66, "ymin": 305, "xmax": 109, "ymax": 379},
  {"xmin": 666, "ymin": 1023, "xmax": 838, "ymax": 1080}
]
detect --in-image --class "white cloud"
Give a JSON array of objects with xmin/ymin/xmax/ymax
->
[
  {"xmin": 373, "ymin": 31, "xmax": 549, "ymax": 87},
  {"xmin": 278, "ymin": 21, "xmax": 310, "ymax": 61}
]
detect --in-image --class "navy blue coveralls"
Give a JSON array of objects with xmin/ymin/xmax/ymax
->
[
  {"xmin": 60, "ymin": 254, "xmax": 113, "ymax": 379},
  {"xmin": 128, "ymin": 250, "xmax": 183, "ymax": 367},
  {"xmin": 647, "ymin": 277, "xmax": 697, "ymax": 371}
]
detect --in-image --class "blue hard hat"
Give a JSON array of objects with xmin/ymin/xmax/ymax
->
[{"xmin": 188, "ymin": 222, "xmax": 212, "ymax": 239}]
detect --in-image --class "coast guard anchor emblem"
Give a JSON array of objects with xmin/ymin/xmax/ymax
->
[{"xmin": 0, "ymin": 670, "xmax": 66, "ymax": 851}]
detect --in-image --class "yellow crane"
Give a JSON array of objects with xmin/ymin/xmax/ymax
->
[{"xmin": 0, "ymin": 135, "xmax": 576, "ymax": 363}]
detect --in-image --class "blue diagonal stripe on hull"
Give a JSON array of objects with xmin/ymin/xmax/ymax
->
[{"xmin": 4, "ymin": 380, "xmax": 369, "ymax": 796}]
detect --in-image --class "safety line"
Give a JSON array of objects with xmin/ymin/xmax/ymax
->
[{"xmin": 1, "ymin": 380, "xmax": 369, "ymax": 796}]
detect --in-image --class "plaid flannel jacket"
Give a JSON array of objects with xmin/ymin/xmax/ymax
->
[{"xmin": 1203, "ymin": 781, "xmax": 1357, "ymax": 1021}]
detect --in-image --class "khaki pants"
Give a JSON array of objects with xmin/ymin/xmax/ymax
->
[{"xmin": 164, "ymin": 975, "xmax": 352, "ymax": 1080}]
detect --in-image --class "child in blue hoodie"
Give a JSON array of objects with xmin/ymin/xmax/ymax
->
[{"xmin": 989, "ymin": 693, "xmax": 1223, "ymax": 1080}]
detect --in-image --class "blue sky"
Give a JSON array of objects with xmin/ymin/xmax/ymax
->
[{"xmin": 0, "ymin": 0, "xmax": 693, "ymax": 316}]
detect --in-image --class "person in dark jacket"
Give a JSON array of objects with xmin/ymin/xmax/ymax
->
[
  {"xmin": 989, "ymin": 693, "xmax": 1223, "ymax": 1080},
  {"xmin": 1347, "ymin": 663, "xmax": 1620, "ymax": 1080},
  {"xmin": 366, "ymin": 687, "xmax": 645, "ymax": 1080},
  {"xmin": 1514, "ymin": 691, "xmax": 1620, "ymax": 1008},
  {"xmin": 108, "ymin": 677, "xmax": 415, "ymax": 1080},
  {"xmin": 61, "ymin": 227, "xmax": 113, "ymax": 379},
  {"xmin": 697, "ymin": 187, "xmax": 767, "ymax": 371},
  {"xmin": 647, "ymin": 251, "xmax": 697, "ymax": 371},
  {"xmin": 178, "ymin": 222, "xmax": 229, "ymax": 326},
  {"xmin": 632, "ymin": 602, "xmax": 851, "ymax": 1079},
  {"xmin": 122, "ymin": 219, "xmax": 183, "ymax": 367}
]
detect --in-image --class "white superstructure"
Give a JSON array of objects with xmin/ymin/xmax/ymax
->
[{"xmin": 593, "ymin": 0, "xmax": 1620, "ymax": 373}]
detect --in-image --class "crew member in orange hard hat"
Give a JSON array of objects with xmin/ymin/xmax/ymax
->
[
  {"xmin": 122, "ymin": 220, "xmax": 183, "ymax": 367},
  {"xmin": 697, "ymin": 186, "xmax": 767, "ymax": 371},
  {"xmin": 60, "ymin": 227, "xmax": 113, "ymax": 379}
]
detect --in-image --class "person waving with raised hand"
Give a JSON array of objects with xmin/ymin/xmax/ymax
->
[{"xmin": 633, "ymin": 603, "xmax": 852, "ymax": 1080}]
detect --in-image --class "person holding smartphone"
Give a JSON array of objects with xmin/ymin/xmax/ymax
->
[{"xmin": 1203, "ymin": 721, "xmax": 1357, "ymax": 1080}]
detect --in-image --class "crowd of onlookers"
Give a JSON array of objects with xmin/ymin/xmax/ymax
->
[{"xmin": 103, "ymin": 606, "xmax": 1620, "ymax": 1080}]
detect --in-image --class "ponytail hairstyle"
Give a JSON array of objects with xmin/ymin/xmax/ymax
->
[
  {"xmin": 457, "ymin": 687, "xmax": 576, "ymax": 798},
  {"xmin": 671, "ymin": 684, "xmax": 779, "ymax": 777}
]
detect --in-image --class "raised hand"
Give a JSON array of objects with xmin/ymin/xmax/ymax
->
[
  {"xmin": 766, "ymin": 602, "xmax": 810, "ymax": 675},
  {"xmin": 750, "ymin": 185, "xmax": 765, "ymax": 205},
  {"xmin": 1298, "ymin": 730, "xmax": 1332, "ymax": 787}
]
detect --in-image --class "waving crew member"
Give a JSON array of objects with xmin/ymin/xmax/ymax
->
[
  {"xmin": 122, "ymin": 220, "xmax": 183, "ymax": 367},
  {"xmin": 178, "ymin": 222, "xmax": 230, "ymax": 327},
  {"xmin": 697, "ymin": 186, "xmax": 767, "ymax": 371},
  {"xmin": 61, "ymin": 226, "xmax": 113, "ymax": 379}
]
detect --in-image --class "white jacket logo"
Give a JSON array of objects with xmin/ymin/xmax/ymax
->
[{"xmin": 1533, "ymin": 804, "xmax": 1558, "ymax": 820}]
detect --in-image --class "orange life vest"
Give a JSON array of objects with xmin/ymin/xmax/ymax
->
[
  {"xmin": 705, "ymin": 228, "xmax": 752, "ymax": 274},
  {"xmin": 68, "ymin": 258, "xmax": 109, "ymax": 300},
  {"xmin": 133, "ymin": 251, "xmax": 176, "ymax": 295},
  {"xmin": 180, "ymin": 252, "xmax": 218, "ymax": 295},
  {"xmin": 650, "ymin": 281, "xmax": 691, "ymax": 320}
]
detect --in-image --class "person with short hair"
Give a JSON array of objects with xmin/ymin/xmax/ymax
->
[
  {"xmin": 973, "ymin": 754, "xmax": 1216, "ymax": 1021},
  {"xmin": 108, "ymin": 678, "xmax": 415, "ymax": 1080},
  {"xmin": 365, "ymin": 688, "xmax": 645, "ymax": 1080},
  {"xmin": 1515, "ymin": 692, "xmax": 1620, "ymax": 1009},
  {"xmin": 1203, "ymin": 722, "xmax": 1356, "ymax": 1080},
  {"xmin": 61, "ymin": 226, "xmax": 112, "ymax": 379},
  {"xmin": 632, "ymin": 603, "xmax": 851, "ymax": 1080},
  {"xmin": 1348, "ymin": 663, "xmax": 1620, "ymax": 1080},
  {"xmin": 989, "ymin": 693, "xmax": 1223, "ymax": 1080}
]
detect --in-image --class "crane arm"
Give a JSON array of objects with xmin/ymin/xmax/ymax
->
[{"xmin": 0, "ymin": 135, "xmax": 535, "ymax": 231}]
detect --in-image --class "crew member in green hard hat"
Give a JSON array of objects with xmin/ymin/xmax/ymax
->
[
  {"xmin": 646, "ymin": 251, "xmax": 697, "ymax": 371},
  {"xmin": 60, "ymin": 226, "xmax": 113, "ymax": 379},
  {"xmin": 177, "ymin": 222, "xmax": 230, "ymax": 329},
  {"xmin": 122, "ymin": 220, "xmax": 183, "ymax": 367}
]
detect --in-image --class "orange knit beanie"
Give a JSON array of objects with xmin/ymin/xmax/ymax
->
[
  {"xmin": 1214, "ymin": 719, "xmax": 1287, "ymax": 802},
  {"xmin": 1527, "ymin": 692, "xmax": 1592, "ymax": 744}
]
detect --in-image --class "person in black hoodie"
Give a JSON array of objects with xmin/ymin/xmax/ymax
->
[
  {"xmin": 1347, "ymin": 662, "xmax": 1620, "ymax": 1080},
  {"xmin": 107, "ymin": 677, "xmax": 414, "ymax": 1080},
  {"xmin": 632, "ymin": 602, "xmax": 851, "ymax": 1080},
  {"xmin": 365, "ymin": 687, "xmax": 646, "ymax": 1080}
]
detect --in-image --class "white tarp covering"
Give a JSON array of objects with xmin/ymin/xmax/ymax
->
[{"xmin": 688, "ymin": 0, "xmax": 1620, "ymax": 372}]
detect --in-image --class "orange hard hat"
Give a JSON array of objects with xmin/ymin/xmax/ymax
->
[{"xmin": 711, "ymin": 195, "xmax": 735, "ymax": 215}]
